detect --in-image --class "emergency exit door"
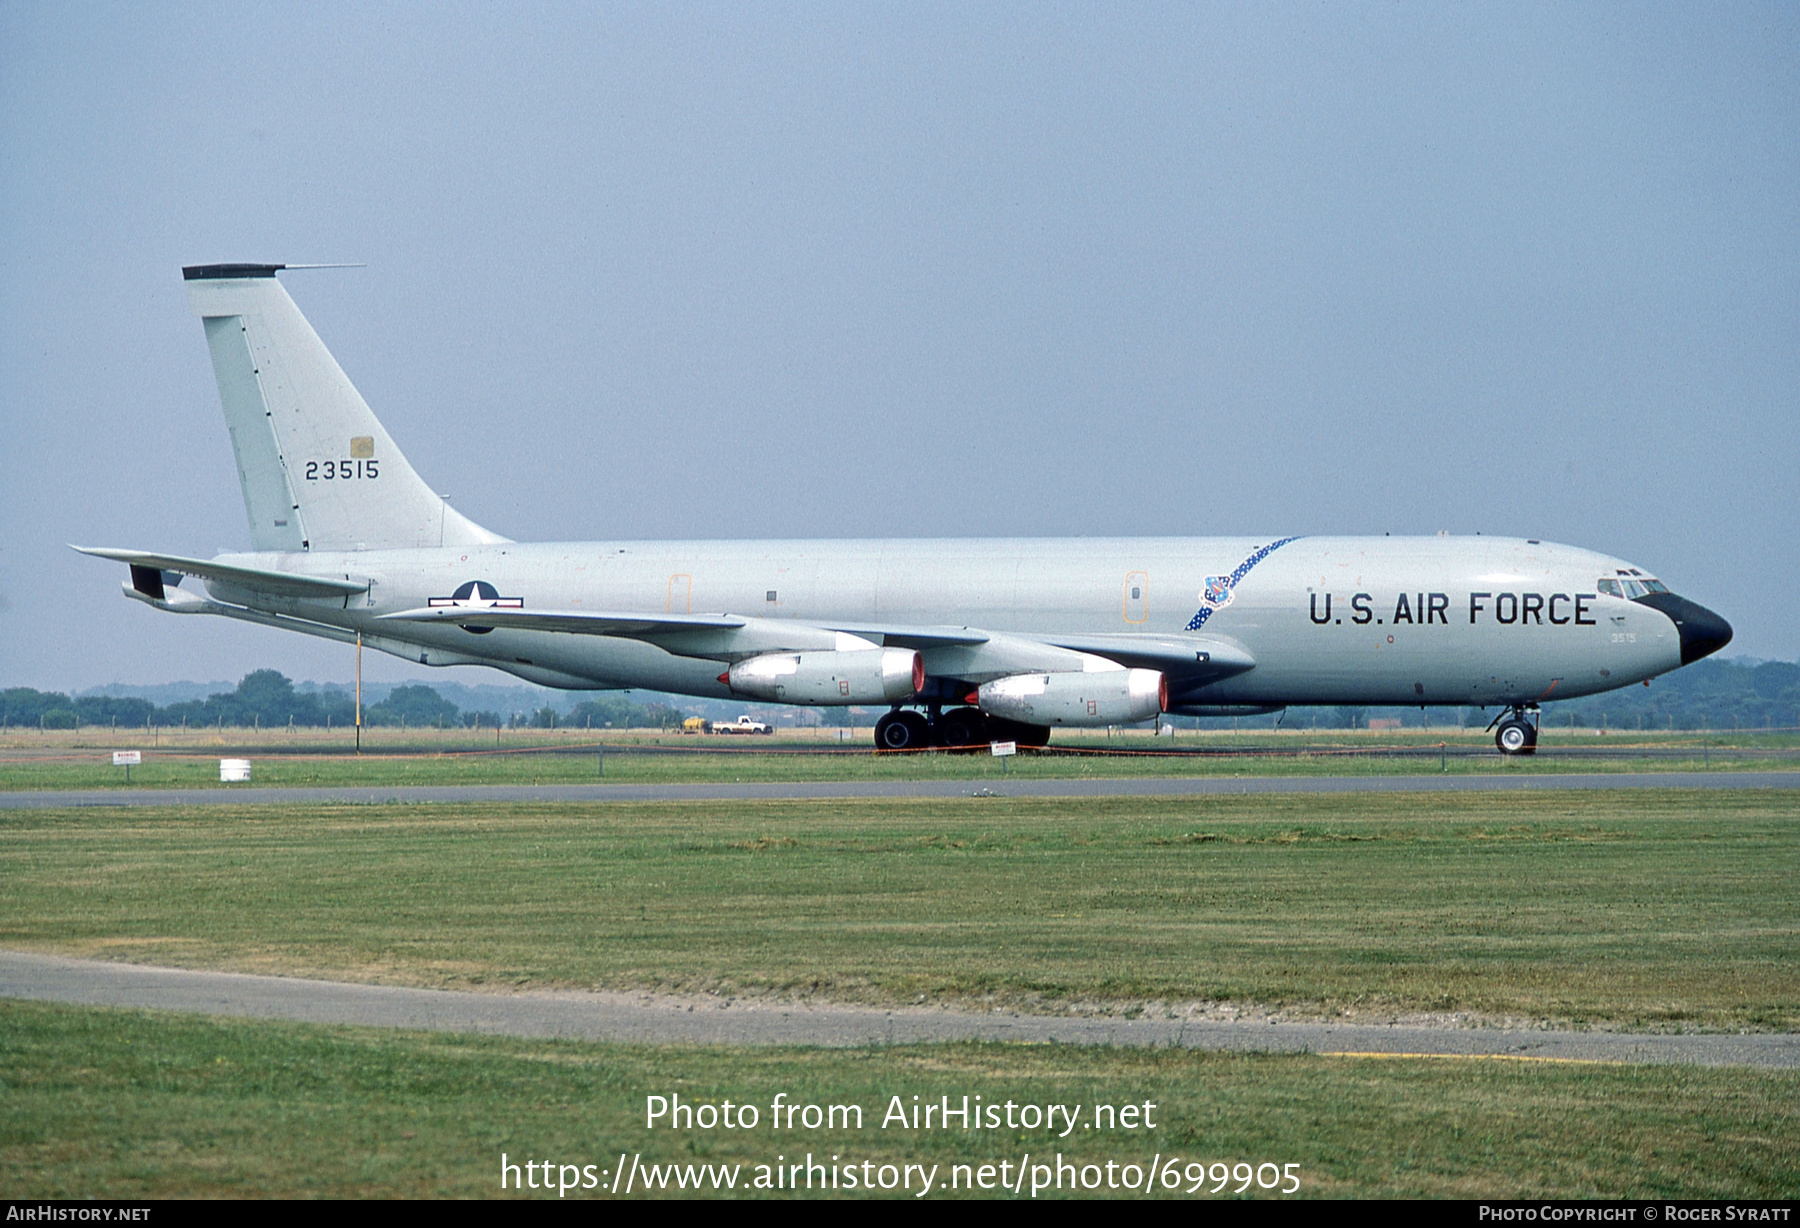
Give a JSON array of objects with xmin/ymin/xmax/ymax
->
[{"xmin": 1123, "ymin": 571, "xmax": 1148, "ymax": 622}]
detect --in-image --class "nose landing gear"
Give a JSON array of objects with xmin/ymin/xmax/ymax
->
[{"xmin": 1487, "ymin": 705, "xmax": 1540, "ymax": 755}]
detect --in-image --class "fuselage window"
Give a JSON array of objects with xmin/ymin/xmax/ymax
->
[{"xmin": 1597, "ymin": 578, "xmax": 1624, "ymax": 598}]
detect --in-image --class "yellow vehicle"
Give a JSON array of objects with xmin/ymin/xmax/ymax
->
[{"xmin": 681, "ymin": 716, "xmax": 711, "ymax": 734}]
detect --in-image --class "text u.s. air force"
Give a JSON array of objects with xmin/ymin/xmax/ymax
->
[{"xmin": 1309, "ymin": 592, "xmax": 1598, "ymax": 628}]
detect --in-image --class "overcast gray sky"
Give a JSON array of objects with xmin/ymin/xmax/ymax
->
[{"xmin": 2, "ymin": 3, "xmax": 1795, "ymax": 690}]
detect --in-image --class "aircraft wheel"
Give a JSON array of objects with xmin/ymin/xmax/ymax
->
[
  {"xmin": 1495, "ymin": 718, "xmax": 1537, "ymax": 756},
  {"xmin": 935, "ymin": 707, "xmax": 988, "ymax": 751},
  {"xmin": 874, "ymin": 709, "xmax": 933, "ymax": 752}
]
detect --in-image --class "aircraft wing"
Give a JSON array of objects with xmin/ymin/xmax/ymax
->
[
  {"xmin": 1034, "ymin": 632, "xmax": 1257, "ymax": 685},
  {"xmin": 382, "ymin": 608, "xmax": 1253, "ymax": 683},
  {"xmin": 817, "ymin": 623, "xmax": 991, "ymax": 648},
  {"xmin": 73, "ymin": 546, "xmax": 369, "ymax": 600},
  {"xmin": 381, "ymin": 608, "xmax": 747, "ymax": 635},
  {"xmin": 382, "ymin": 609, "xmax": 995, "ymax": 646}
]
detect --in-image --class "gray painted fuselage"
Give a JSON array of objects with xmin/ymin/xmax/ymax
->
[{"xmin": 210, "ymin": 533, "xmax": 1684, "ymax": 709}]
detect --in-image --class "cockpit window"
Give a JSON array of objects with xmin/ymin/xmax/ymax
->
[{"xmin": 1599, "ymin": 576, "xmax": 1669, "ymax": 598}]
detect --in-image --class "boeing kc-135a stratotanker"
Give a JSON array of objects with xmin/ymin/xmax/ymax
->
[{"xmin": 78, "ymin": 265, "xmax": 1734, "ymax": 754}]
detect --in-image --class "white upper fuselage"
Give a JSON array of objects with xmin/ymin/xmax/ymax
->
[{"xmin": 205, "ymin": 533, "xmax": 1685, "ymax": 709}]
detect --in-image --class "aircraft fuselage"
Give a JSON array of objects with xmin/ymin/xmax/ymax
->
[{"xmin": 203, "ymin": 532, "xmax": 1706, "ymax": 710}]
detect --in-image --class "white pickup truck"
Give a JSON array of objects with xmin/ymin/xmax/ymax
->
[{"xmin": 711, "ymin": 715, "xmax": 774, "ymax": 735}]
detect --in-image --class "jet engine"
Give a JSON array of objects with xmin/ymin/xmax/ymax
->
[
  {"xmin": 725, "ymin": 648, "xmax": 923, "ymax": 705},
  {"xmin": 976, "ymin": 668, "xmax": 1166, "ymax": 726}
]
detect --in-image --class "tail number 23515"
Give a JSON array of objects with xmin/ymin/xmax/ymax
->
[{"xmin": 305, "ymin": 460, "xmax": 379, "ymax": 480}]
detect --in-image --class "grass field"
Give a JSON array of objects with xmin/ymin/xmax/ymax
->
[
  {"xmin": 3, "ymin": 999, "xmax": 1795, "ymax": 1199},
  {"xmin": 2, "ymin": 726, "xmax": 1796, "ymax": 790},
  {"xmin": 4, "ymin": 789, "xmax": 1795, "ymax": 1029}
]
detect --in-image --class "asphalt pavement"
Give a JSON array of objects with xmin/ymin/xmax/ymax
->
[
  {"xmin": 1, "ymin": 770, "xmax": 1795, "ymax": 808},
  {"xmin": 2, "ymin": 951, "xmax": 1792, "ymax": 1067}
]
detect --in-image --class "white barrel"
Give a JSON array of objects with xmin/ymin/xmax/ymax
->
[{"xmin": 219, "ymin": 758, "xmax": 252, "ymax": 782}]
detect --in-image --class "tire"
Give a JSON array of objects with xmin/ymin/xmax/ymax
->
[
  {"xmin": 874, "ymin": 709, "xmax": 933, "ymax": 751},
  {"xmin": 1495, "ymin": 718, "xmax": 1536, "ymax": 755},
  {"xmin": 935, "ymin": 707, "xmax": 988, "ymax": 751}
]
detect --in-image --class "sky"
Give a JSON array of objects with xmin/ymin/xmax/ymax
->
[{"xmin": 2, "ymin": 3, "xmax": 1795, "ymax": 690}]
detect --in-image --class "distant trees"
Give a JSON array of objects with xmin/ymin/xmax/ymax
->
[
  {"xmin": 4, "ymin": 672, "xmax": 351, "ymax": 729},
  {"xmin": 565, "ymin": 695, "xmax": 662, "ymax": 728},
  {"xmin": 18, "ymin": 656, "xmax": 1794, "ymax": 734},
  {"xmin": 365, "ymin": 684, "xmax": 460, "ymax": 728},
  {"xmin": 642, "ymin": 702, "xmax": 687, "ymax": 730},
  {"xmin": 1536, "ymin": 658, "xmax": 1800, "ymax": 732},
  {"xmin": 156, "ymin": 670, "xmax": 356, "ymax": 729}
]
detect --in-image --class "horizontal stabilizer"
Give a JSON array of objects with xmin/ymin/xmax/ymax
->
[{"xmin": 73, "ymin": 547, "xmax": 369, "ymax": 600}]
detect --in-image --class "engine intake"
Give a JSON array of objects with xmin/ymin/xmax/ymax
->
[
  {"xmin": 977, "ymin": 668, "xmax": 1165, "ymax": 727},
  {"xmin": 725, "ymin": 648, "xmax": 923, "ymax": 705}
]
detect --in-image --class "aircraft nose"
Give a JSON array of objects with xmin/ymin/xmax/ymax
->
[
  {"xmin": 1675, "ymin": 599, "xmax": 1734, "ymax": 664},
  {"xmin": 1634, "ymin": 592, "xmax": 1733, "ymax": 664}
]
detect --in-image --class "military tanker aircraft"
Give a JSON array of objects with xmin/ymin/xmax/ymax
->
[{"xmin": 79, "ymin": 265, "xmax": 1733, "ymax": 754}]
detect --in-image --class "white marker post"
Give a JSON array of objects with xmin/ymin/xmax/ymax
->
[
  {"xmin": 112, "ymin": 749, "xmax": 141, "ymax": 784},
  {"xmin": 990, "ymin": 740, "xmax": 1017, "ymax": 773}
]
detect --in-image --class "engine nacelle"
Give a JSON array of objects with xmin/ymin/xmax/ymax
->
[
  {"xmin": 725, "ymin": 648, "xmax": 923, "ymax": 705},
  {"xmin": 977, "ymin": 668, "xmax": 1166, "ymax": 727}
]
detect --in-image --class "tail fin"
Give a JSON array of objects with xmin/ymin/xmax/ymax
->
[{"xmin": 184, "ymin": 264, "xmax": 507, "ymax": 553}]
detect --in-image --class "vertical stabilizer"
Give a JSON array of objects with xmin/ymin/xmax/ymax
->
[{"xmin": 184, "ymin": 264, "xmax": 507, "ymax": 552}]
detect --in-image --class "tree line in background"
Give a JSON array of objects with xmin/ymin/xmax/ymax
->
[
  {"xmin": 0, "ymin": 671, "xmax": 685, "ymax": 731},
  {"xmin": 1204, "ymin": 657, "xmax": 1800, "ymax": 732},
  {"xmin": 4, "ymin": 657, "xmax": 1798, "ymax": 734}
]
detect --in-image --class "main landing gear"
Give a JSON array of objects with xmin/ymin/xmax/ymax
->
[
  {"xmin": 872, "ymin": 706, "xmax": 1050, "ymax": 753},
  {"xmin": 1487, "ymin": 705, "xmax": 1540, "ymax": 756},
  {"xmin": 873, "ymin": 709, "xmax": 933, "ymax": 751}
]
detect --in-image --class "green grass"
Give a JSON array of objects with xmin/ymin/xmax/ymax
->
[
  {"xmin": 4, "ymin": 790, "xmax": 1795, "ymax": 1028},
  {"xmin": 2, "ymin": 1000, "xmax": 1795, "ymax": 1198},
  {"xmin": 3, "ymin": 729, "xmax": 1796, "ymax": 790}
]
